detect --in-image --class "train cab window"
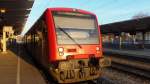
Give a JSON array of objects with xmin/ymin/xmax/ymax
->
[{"xmin": 53, "ymin": 12, "xmax": 99, "ymax": 45}]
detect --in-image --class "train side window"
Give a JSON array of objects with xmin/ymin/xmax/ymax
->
[
  {"xmin": 36, "ymin": 31, "xmax": 42, "ymax": 46},
  {"xmin": 35, "ymin": 34, "xmax": 40, "ymax": 43},
  {"xmin": 27, "ymin": 34, "xmax": 31, "ymax": 43},
  {"xmin": 41, "ymin": 20, "xmax": 48, "ymax": 40}
]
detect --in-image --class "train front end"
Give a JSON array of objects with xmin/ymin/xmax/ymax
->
[{"xmin": 46, "ymin": 8, "xmax": 111, "ymax": 83}]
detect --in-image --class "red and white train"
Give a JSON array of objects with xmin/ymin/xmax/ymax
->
[{"xmin": 24, "ymin": 8, "xmax": 111, "ymax": 83}]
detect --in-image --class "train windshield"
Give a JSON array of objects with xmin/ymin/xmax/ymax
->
[{"xmin": 53, "ymin": 11, "xmax": 99, "ymax": 45}]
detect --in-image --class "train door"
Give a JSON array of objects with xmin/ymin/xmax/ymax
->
[
  {"xmin": 33, "ymin": 19, "xmax": 49, "ymax": 68},
  {"xmin": 41, "ymin": 20, "xmax": 49, "ymax": 68}
]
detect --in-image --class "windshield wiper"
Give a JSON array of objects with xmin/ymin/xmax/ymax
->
[{"xmin": 57, "ymin": 26, "xmax": 82, "ymax": 48}]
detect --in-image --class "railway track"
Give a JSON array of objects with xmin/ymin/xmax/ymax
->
[
  {"xmin": 111, "ymin": 62, "xmax": 150, "ymax": 78},
  {"xmin": 105, "ymin": 53, "xmax": 150, "ymax": 79}
]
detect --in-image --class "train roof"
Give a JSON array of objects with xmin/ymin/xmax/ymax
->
[
  {"xmin": 46, "ymin": 7, "xmax": 96, "ymax": 15},
  {"xmin": 26, "ymin": 7, "xmax": 97, "ymax": 35}
]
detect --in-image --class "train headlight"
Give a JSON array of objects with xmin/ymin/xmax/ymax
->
[
  {"xmin": 58, "ymin": 47, "xmax": 64, "ymax": 52},
  {"xmin": 96, "ymin": 47, "xmax": 100, "ymax": 51},
  {"xmin": 59, "ymin": 52, "xmax": 64, "ymax": 56},
  {"xmin": 58, "ymin": 47, "xmax": 64, "ymax": 56}
]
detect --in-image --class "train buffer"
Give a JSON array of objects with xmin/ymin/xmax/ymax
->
[
  {"xmin": 103, "ymin": 48, "xmax": 150, "ymax": 59},
  {"xmin": 0, "ymin": 49, "xmax": 46, "ymax": 84}
]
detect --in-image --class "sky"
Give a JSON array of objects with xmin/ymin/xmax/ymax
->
[{"xmin": 21, "ymin": 0, "xmax": 150, "ymax": 35}]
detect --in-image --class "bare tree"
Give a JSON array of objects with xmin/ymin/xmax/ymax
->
[{"xmin": 132, "ymin": 12, "xmax": 149, "ymax": 19}]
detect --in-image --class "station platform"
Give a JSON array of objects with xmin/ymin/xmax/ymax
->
[
  {"xmin": 103, "ymin": 48, "xmax": 150, "ymax": 59},
  {"xmin": 0, "ymin": 49, "xmax": 46, "ymax": 84}
]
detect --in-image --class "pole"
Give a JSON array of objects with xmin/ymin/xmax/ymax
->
[
  {"xmin": 142, "ymin": 32, "xmax": 145, "ymax": 49},
  {"xmin": 2, "ymin": 31, "xmax": 6, "ymax": 52},
  {"xmin": 119, "ymin": 35, "xmax": 122, "ymax": 49}
]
